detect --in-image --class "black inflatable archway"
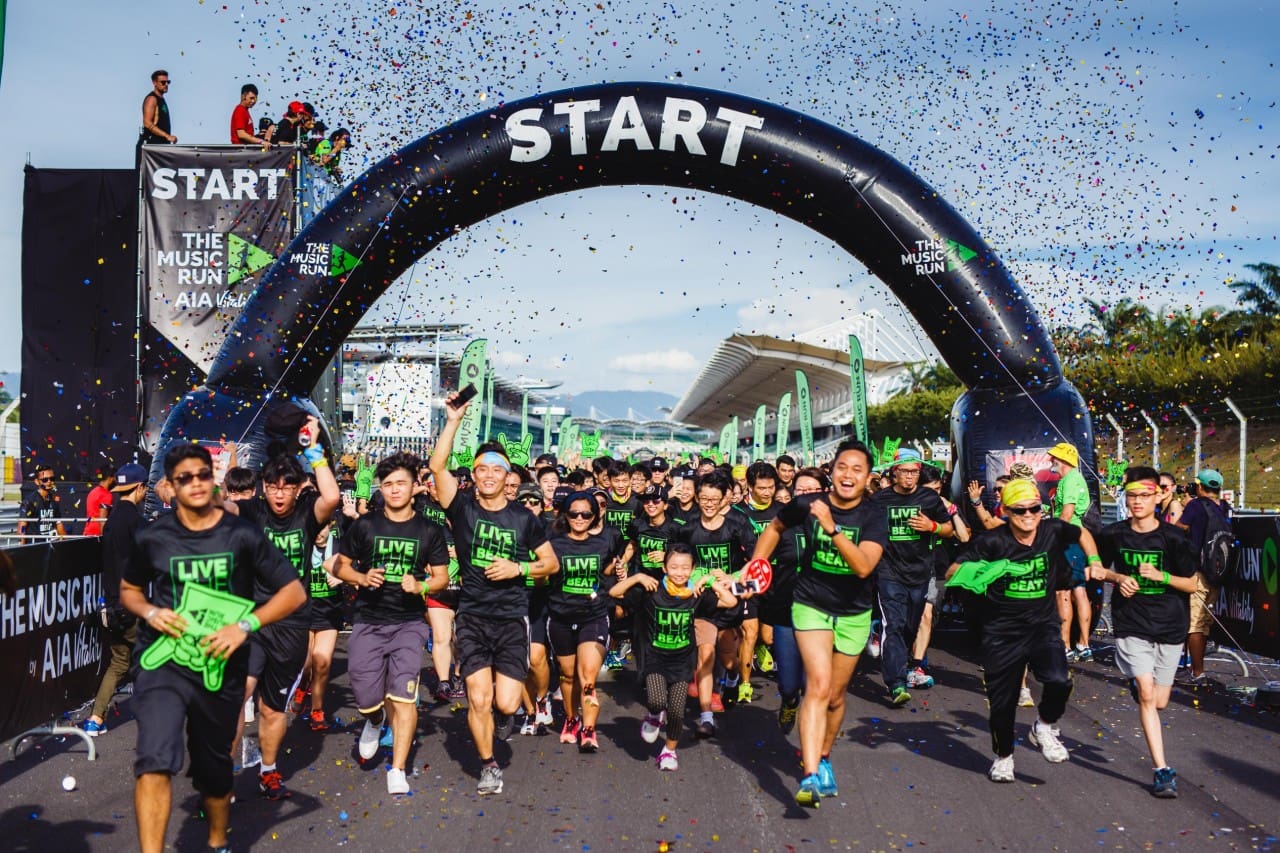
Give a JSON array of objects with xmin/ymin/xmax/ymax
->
[{"xmin": 156, "ymin": 81, "xmax": 1095, "ymax": 491}]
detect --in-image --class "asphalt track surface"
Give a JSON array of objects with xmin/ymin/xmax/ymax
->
[{"xmin": 3, "ymin": 625, "xmax": 1278, "ymax": 852}]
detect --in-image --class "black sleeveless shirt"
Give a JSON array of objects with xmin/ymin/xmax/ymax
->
[{"xmin": 141, "ymin": 91, "xmax": 171, "ymax": 144}]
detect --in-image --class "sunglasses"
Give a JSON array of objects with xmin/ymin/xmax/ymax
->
[
  {"xmin": 519, "ymin": 497, "xmax": 542, "ymax": 506},
  {"xmin": 1005, "ymin": 505, "xmax": 1042, "ymax": 517},
  {"xmin": 171, "ymin": 468, "xmax": 215, "ymax": 486},
  {"xmin": 37, "ymin": 477, "xmax": 54, "ymax": 484},
  {"xmin": 566, "ymin": 510, "xmax": 594, "ymax": 519},
  {"xmin": 643, "ymin": 497, "xmax": 664, "ymax": 504}
]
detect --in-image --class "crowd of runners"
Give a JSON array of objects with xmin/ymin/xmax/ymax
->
[{"xmin": 91, "ymin": 392, "xmax": 1229, "ymax": 852}]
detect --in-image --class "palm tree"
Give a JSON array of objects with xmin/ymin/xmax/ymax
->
[{"xmin": 1227, "ymin": 262, "xmax": 1280, "ymax": 332}]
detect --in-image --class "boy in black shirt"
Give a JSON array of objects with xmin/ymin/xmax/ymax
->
[
  {"xmin": 121, "ymin": 444, "xmax": 304, "ymax": 853},
  {"xmin": 946, "ymin": 477, "xmax": 1100, "ymax": 784},
  {"xmin": 1093, "ymin": 466, "xmax": 1197, "ymax": 798},
  {"xmin": 333, "ymin": 452, "xmax": 450, "ymax": 795},
  {"xmin": 430, "ymin": 395, "xmax": 559, "ymax": 796}
]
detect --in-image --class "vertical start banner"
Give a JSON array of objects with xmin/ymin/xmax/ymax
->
[{"xmin": 140, "ymin": 146, "xmax": 296, "ymax": 373}]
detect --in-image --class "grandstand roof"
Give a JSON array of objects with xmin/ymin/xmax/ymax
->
[{"xmin": 670, "ymin": 334, "xmax": 903, "ymax": 429}]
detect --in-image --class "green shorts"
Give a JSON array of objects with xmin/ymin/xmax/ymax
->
[{"xmin": 792, "ymin": 602, "xmax": 872, "ymax": 657}]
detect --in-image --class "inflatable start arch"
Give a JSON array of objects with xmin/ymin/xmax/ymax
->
[{"xmin": 154, "ymin": 81, "xmax": 1095, "ymax": 492}]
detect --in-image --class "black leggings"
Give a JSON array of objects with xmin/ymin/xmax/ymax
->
[
  {"xmin": 644, "ymin": 673, "xmax": 689, "ymax": 742},
  {"xmin": 982, "ymin": 620, "xmax": 1073, "ymax": 757}
]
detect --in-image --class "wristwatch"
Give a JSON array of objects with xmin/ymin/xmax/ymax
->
[{"xmin": 237, "ymin": 619, "xmax": 255, "ymax": 633}]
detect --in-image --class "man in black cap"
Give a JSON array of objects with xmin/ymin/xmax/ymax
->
[{"xmin": 83, "ymin": 463, "xmax": 150, "ymax": 736}]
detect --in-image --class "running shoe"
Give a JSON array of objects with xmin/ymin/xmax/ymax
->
[
  {"xmin": 777, "ymin": 699, "xmax": 799, "ymax": 735},
  {"xmin": 817, "ymin": 757, "xmax": 838, "ymax": 797},
  {"xmin": 907, "ymin": 667, "xmax": 935, "ymax": 689},
  {"xmin": 754, "ymin": 644, "xmax": 776, "ymax": 674},
  {"xmin": 536, "ymin": 695, "xmax": 555, "ymax": 727},
  {"xmin": 288, "ymin": 687, "xmax": 308, "ymax": 715},
  {"xmin": 449, "ymin": 682, "xmax": 468, "ymax": 700},
  {"xmin": 519, "ymin": 717, "xmax": 538, "ymax": 736},
  {"xmin": 687, "ymin": 680, "xmax": 699, "ymax": 699},
  {"xmin": 640, "ymin": 712, "xmax": 664, "ymax": 744},
  {"xmin": 358, "ymin": 716, "xmax": 383, "ymax": 760},
  {"xmin": 1074, "ymin": 645, "xmax": 1093, "ymax": 663},
  {"xmin": 477, "ymin": 763, "xmax": 503, "ymax": 796},
  {"xmin": 578, "ymin": 727, "xmax": 599, "ymax": 753},
  {"xmin": 891, "ymin": 686, "xmax": 912, "ymax": 707},
  {"xmin": 379, "ymin": 725, "xmax": 394, "ymax": 749},
  {"xmin": 657, "ymin": 749, "xmax": 679, "ymax": 771},
  {"xmin": 494, "ymin": 711, "xmax": 514, "ymax": 742},
  {"xmin": 867, "ymin": 623, "xmax": 882, "ymax": 659},
  {"xmin": 618, "ymin": 639, "xmax": 633, "ymax": 661},
  {"xmin": 308, "ymin": 710, "xmax": 329, "ymax": 732},
  {"xmin": 81, "ymin": 719, "xmax": 106, "ymax": 737},
  {"xmin": 560, "ymin": 716, "xmax": 581, "ymax": 745},
  {"xmin": 721, "ymin": 676, "xmax": 740, "ymax": 707},
  {"xmin": 694, "ymin": 718, "xmax": 716, "ymax": 739},
  {"xmin": 1152, "ymin": 766, "xmax": 1178, "ymax": 799},
  {"xmin": 794, "ymin": 773, "xmax": 822, "ymax": 808},
  {"xmin": 1018, "ymin": 687, "xmax": 1035, "ymax": 708},
  {"xmin": 711, "ymin": 692, "xmax": 725, "ymax": 713},
  {"xmin": 737, "ymin": 682, "xmax": 754, "ymax": 704},
  {"xmin": 434, "ymin": 679, "xmax": 453, "ymax": 704},
  {"xmin": 1028, "ymin": 722, "xmax": 1069, "ymax": 763},
  {"xmin": 605, "ymin": 650, "xmax": 625, "ymax": 671},
  {"xmin": 386, "ymin": 767, "xmax": 410, "ymax": 795},
  {"xmin": 258, "ymin": 769, "xmax": 291, "ymax": 800},
  {"xmin": 1064, "ymin": 647, "xmax": 1079, "ymax": 663},
  {"xmin": 988, "ymin": 754, "xmax": 1015, "ymax": 783}
]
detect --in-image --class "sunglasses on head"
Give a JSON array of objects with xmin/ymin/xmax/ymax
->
[
  {"xmin": 172, "ymin": 468, "xmax": 215, "ymax": 486},
  {"xmin": 1005, "ymin": 504, "xmax": 1041, "ymax": 516},
  {"xmin": 566, "ymin": 510, "xmax": 594, "ymax": 519}
]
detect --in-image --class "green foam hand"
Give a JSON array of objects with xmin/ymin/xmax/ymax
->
[
  {"xmin": 499, "ymin": 433, "xmax": 533, "ymax": 467},
  {"xmin": 138, "ymin": 585, "xmax": 255, "ymax": 693},
  {"xmin": 580, "ymin": 430, "xmax": 602, "ymax": 457},
  {"xmin": 354, "ymin": 456, "xmax": 374, "ymax": 500},
  {"xmin": 1104, "ymin": 458, "xmax": 1129, "ymax": 488},
  {"xmin": 450, "ymin": 446, "xmax": 475, "ymax": 470}
]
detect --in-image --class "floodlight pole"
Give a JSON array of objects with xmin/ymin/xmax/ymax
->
[
  {"xmin": 1224, "ymin": 397, "xmax": 1246, "ymax": 510},
  {"xmin": 1181, "ymin": 404, "xmax": 1202, "ymax": 474},
  {"xmin": 1104, "ymin": 414, "xmax": 1124, "ymax": 460},
  {"xmin": 1139, "ymin": 409, "xmax": 1159, "ymax": 468}
]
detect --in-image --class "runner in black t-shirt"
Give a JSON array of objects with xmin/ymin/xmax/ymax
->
[
  {"xmin": 732, "ymin": 461, "xmax": 784, "ymax": 702},
  {"xmin": 417, "ymin": 475, "xmax": 465, "ymax": 703},
  {"xmin": 674, "ymin": 470, "xmax": 756, "ymax": 737},
  {"xmin": 625, "ymin": 485, "xmax": 680, "ymax": 675},
  {"xmin": 602, "ymin": 460, "xmax": 642, "ymax": 537},
  {"xmin": 548, "ymin": 493, "xmax": 625, "ymax": 752},
  {"xmin": 869, "ymin": 452, "xmax": 954, "ymax": 706},
  {"xmin": 120, "ymin": 443, "xmax": 305, "ymax": 853},
  {"xmin": 1093, "ymin": 466, "xmax": 1197, "ymax": 798},
  {"xmin": 429, "ymin": 395, "xmax": 559, "ymax": 797},
  {"xmin": 610, "ymin": 542, "xmax": 738, "ymax": 772},
  {"xmin": 751, "ymin": 440, "xmax": 888, "ymax": 808},
  {"xmin": 945, "ymin": 477, "xmax": 1100, "ymax": 784},
  {"xmin": 224, "ymin": 417, "xmax": 339, "ymax": 800},
  {"xmin": 334, "ymin": 451, "xmax": 450, "ymax": 796},
  {"xmin": 667, "ymin": 468, "xmax": 699, "ymax": 526}
]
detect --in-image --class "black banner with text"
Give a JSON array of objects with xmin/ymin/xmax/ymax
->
[
  {"xmin": 1213, "ymin": 515, "xmax": 1280, "ymax": 660},
  {"xmin": 0, "ymin": 540, "xmax": 105, "ymax": 742}
]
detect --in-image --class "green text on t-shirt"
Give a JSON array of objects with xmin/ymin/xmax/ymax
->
[
  {"xmin": 1002, "ymin": 553, "xmax": 1049, "ymax": 599},
  {"xmin": 267, "ymin": 528, "xmax": 307, "ymax": 577},
  {"xmin": 170, "ymin": 552, "xmax": 233, "ymax": 592},
  {"xmin": 653, "ymin": 606, "xmax": 693, "ymax": 650},
  {"xmin": 1119, "ymin": 548, "xmax": 1166, "ymax": 595},
  {"xmin": 810, "ymin": 526, "xmax": 861, "ymax": 575},
  {"xmin": 887, "ymin": 506, "xmax": 922, "ymax": 542},
  {"xmin": 374, "ymin": 536, "xmax": 418, "ymax": 582},
  {"xmin": 472, "ymin": 520, "xmax": 517, "ymax": 567},
  {"xmin": 561, "ymin": 553, "xmax": 601, "ymax": 596}
]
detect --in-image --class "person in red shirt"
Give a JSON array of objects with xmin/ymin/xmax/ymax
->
[
  {"xmin": 230, "ymin": 84, "xmax": 271, "ymax": 145},
  {"xmin": 83, "ymin": 469, "xmax": 114, "ymax": 536}
]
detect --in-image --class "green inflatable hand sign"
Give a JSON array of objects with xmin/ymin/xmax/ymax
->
[{"xmin": 138, "ymin": 585, "xmax": 255, "ymax": 692}]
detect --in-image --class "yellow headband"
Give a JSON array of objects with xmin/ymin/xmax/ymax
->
[
  {"xmin": 1001, "ymin": 478, "xmax": 1040, "ymax": 508},
  {"xmin": 1124, "ymin": 480, "xmax": 1159, "ymax": 495}
]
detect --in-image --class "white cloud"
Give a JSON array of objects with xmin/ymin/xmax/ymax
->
[{"xmin": 608, "ymin": 349, "xmax": 700, "ymax": 374}]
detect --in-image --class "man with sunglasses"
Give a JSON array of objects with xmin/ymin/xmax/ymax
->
[
  {"xmin": 223, "ymin": 415, "xmax": 339, "ymax": 800},
  {"xmin": 429, "ymin": 397, "xmax": 559, "ymax": 796},
  {"xmin": 120, "ymin": 443, "xmax": 305, "ymax": 853},
  {"xmin": 140, "ymin": 70, "xmax": 177, "ymax": 146},
  {"xmin": 946, "ymin": 478, "xmax": 1100, "ymax": 783},
  {"xmin": 19, "ymin": 465, "xmax": 65, "ymax": 544}
]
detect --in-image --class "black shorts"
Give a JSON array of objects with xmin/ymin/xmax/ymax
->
[
  {"xmin": 740, "ymin": 597, "xmax": 759, "ymax": 621},
  {"xmin": 454, "ymin": 612, "xmax": 529, "ymax": 682},
  {"xmin": 310, "ymin": 597, "xmax": 345, "ymax": 632},
  {"xmin": 132, "ymin": 664, "xmax": 240, "ymax": 797},
  {"xmin": 247, "ymin": 624, "xmax": 309, "ymax": 712},
  {"xmin": 528, "ymin": 587, "xmax": 551, "ymax": 647},
  {"xmin": 547, "ymin": 613, "xmax": 610, "ymax": 658}
]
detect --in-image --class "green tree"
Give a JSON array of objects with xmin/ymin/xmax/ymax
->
[{"xmin": 1228, "ymin": 261, "xmax": 1280, "ymax": 316}]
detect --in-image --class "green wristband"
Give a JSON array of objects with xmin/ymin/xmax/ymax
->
[
  {"xmin": 520, "ymin": 562, "xmax": 531, "ymax": 578},
  {"xmin": 1162, "ymin": 570, "xmax": 1170, "ymax": 585},
  {"xmin": 245, "ymin": 613, "xmax": 261, "ymax": 632},
  {"xmin": 1086, "ymin": 554, "xmax": 1102, "ymax": 564}
]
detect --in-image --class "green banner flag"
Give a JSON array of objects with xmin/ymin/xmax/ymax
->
[
  {"xmin": 848, "ymin": 334, "xmax": 869, "ymax": 445},
  {"xmin": 482, "ymin": 361, "xmax": 496, "ymax": 442},
  {"xmin": 752, "ymin": 404, "xmax": 767, "ymax": 462},
  {"xmin": 558, "ymin": 416, "xmax": 573, "ymax": 455},
  {"xmin": 796, "ymin": 371, "xmax": 814, "ymax": 466},
  {"xmin": 776, "ymin": 392, "xmax": 792, "ymax": 458},
  {"xmin": 456, "ymin": 339, "xmax": 487, "ymax": 456},
  {"xmin": 520, "ymin": 392, "xmax": 529, "ymax": 440},
  {"xmin": 543, "ymin": 406, "xmax": 552, "ymax": 455},
  {"xmin": 719, "ymin": 417, "xmax": 739, "ymax": 463}
]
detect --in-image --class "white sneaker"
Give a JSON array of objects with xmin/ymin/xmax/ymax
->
[
  {"xmin": 989, "ymin": 754, "xmax": 1015, "ymax": 782},
  {"xmin": 1018, "ymin": 686, "xmax": 1035, "ymax": 708},
  {"xmin": 358, "ymin": 716, "xmax": 383, "ymax": 760},
  {"xmin": 1028, "ymin": 722, "xmax": 1069, "ymax": 763},
  {"xmin": 657, "ymin": 749, "xmax": 679, "ymax": 771},
  {"xmin": 519, "ymin": 719, "xmax": 538, "ymax": 736},
  {"xmin": 386, "ymin": 767, "xmax": 410, "ymax": 795},
  {"xmin": 535, "ymin": 696, "xmax": 554, "ymax": 727},
  {"xmin": 640, "ymin": 713, "xmax": 663, "ymax": 744}
]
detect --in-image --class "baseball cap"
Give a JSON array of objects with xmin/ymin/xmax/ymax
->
[
  {"xmin": 641, "ymin": 484, "xmax": 669, "ymax": 502},
  {"xmin": 515, "ymin": 483, "xmax": 543, "ymax": 503},
  {"xmin": 1196, "ymin": 469, "xmax": 1224, "ymax": 490},
  {"xmin": 552, "ymin": 485, "xmax": 575, "ymax": 509},
  {"xmin": 891, "ymin": 448, "xmax": 924, "ymax": 468},
  {"xmin": 112, "ymin": 462, "xmax": 147, "ymax": 491},
  {"xmin": 288, "ymin": 100, "xmax": 310, "ymax": 116},
  {"xmin": 649, "ymin": 457, "xmax": 669, "ymax": 472}
]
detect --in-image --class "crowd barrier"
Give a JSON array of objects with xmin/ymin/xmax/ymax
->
[{"xmin": 0, "ymin": 538, "xmax": 103, "ymax": 756}]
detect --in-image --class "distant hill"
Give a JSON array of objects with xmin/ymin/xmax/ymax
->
[{"xmin": 552, "ymin": 390, "xmax": 679, "ymax": 423}]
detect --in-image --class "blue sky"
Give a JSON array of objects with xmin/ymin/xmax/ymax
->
[{"xmin": 1, "ymin": 0, "xmax": 1276, "ymax": 398}]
